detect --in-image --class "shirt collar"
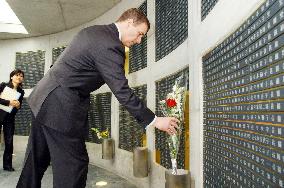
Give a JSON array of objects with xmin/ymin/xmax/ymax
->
[{"xmin": 114, "ymin": 23, "xmax": 121, "ymax": 41}]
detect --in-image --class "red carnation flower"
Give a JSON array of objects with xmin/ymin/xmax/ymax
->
[{"xmin": 166, "ymin": 98, "xmax": 177, "ymax": 108}]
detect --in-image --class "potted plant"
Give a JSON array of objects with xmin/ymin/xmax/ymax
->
[{"xmin": 91, "ymin": 128, "xmax": 114, "ymax": 160}]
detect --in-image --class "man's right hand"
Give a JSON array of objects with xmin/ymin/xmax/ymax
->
[{"xmin": 154, "ymin": 117, "xmax": 180, "ymax": 135}]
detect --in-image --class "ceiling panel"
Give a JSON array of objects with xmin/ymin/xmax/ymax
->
[{"xmin": 1, "ymin": 0, "xmax": 121, "ymax": 40}]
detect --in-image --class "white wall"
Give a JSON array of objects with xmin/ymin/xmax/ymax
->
[{"xmin": 0, "ymin": 0, "xmax": 265, "ymax": 187}]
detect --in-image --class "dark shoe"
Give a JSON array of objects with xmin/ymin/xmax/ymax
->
[{"xmin": 3, "ymin": 167, "xmax": 15, "ymax": 171}]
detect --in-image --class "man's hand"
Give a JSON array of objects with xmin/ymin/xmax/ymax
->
[{"xmin": 153, "ymin": 117, "xmax": 180, "ymax": 135}]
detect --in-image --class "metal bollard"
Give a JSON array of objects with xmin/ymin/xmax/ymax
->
[
  {"xmin": 133, "ymin": 147, "xmax": 148, "ymax": 177},
  {"xmin": 165, "ymin": 169, "xmax": 190, "ymax": 188},
  {"xmin": 102, "ymin": 138, "xmax": 114, "ymax": 160}
]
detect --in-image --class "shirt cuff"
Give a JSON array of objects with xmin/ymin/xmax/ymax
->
[{"xmin": 145, "ymin": 115, "xmax": 157, "ymax": 129}]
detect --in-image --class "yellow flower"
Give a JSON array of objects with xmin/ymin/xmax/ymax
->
[
  {"xmin": 91, "ymin": 128, "xmax": 109, "ymax": 139},
  {"xmin": 101, "ymin": 131, "xmax": 109, "ymax": 138}
]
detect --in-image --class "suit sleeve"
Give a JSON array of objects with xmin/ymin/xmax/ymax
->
[
  {"xmin": 0, "ymin": 82, "xmax": 10, "ymax": 106},
  {"xmin": 92, "ymin": 47, "xmax": 155, "ymax": 128}
]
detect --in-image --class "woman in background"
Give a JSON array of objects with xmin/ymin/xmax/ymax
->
[{"xmin": 0, "ymin": 69, "xmax": 25, "ymax": 171}]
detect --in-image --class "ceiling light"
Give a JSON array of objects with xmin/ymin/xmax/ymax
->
[
  {"xmin": 95, "ymin": 181, "xmax": 108, "ymax": 186},
  {"xmin": 0, "ymin": 0, "xmax": 28, "ymax": 34}
]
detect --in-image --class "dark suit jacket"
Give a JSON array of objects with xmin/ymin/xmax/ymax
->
[
  {"xmin": 0, "ymin": 82, "xmax": 25, "ymax": 122},
  {"xmin": 28, "ymin": 24, "xmax": 155, "ymax": 135}
]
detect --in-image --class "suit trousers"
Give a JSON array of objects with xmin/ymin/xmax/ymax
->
[
  {"xmin": 16, "ymin": 116, "xmax": 89, "ymax": 188},
  {"xmin": 1, "ymin": 118, "xmax": 15, "ymax": 169}
]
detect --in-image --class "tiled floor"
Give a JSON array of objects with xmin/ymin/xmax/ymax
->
[{"xmin": 0, "ymin": 147, "xmax": 137, "ymax": 188}]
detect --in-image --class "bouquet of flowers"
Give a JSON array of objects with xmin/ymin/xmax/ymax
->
[
  {"xmin": 159, "ymin": 80, "xmax": 185, "ymax": 175},
  {"xmin": 91, "ymin": 128, "xmax": 110, "ymax": 139}
]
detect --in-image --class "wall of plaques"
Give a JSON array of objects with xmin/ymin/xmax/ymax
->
[
  {"xmin": 52, "ymin": 46, "xmax": 67, "ymax": 65},
  {"xmin": 15, "ymin": 50, "xmax": 45, "ymax": 89},
  {"xmin": 202, "ymin": 0, "xmax": 284, "ymax": 187},
  {"xmin": 119, "ymin": 85, "xmax": 147, "ymax": 152},
  {"xmin": 201, "ymin": 0, "xmax": 219, "ymax": 21},
  {"xmin": 155, "ymin": 67, "xmax": 189, "ymax": 169},
  {"xmin": 14, "ymin": 98, "xmax": 32, "ymax": 136},
  {"xmin": 129, "ymin": 1, "xmax": 147, "ymax": 73},
  {"xmin": 87, "ymin": 92, "xmax": 112, "ymax": 144},
  {"xmin": 155, "ymin": 0, "xmax": 188, "ymax": 61}
]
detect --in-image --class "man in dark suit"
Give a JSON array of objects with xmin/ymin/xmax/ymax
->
[{"xmin": 16, "ymin": 8, "xmax": 179, "ymax": 188}]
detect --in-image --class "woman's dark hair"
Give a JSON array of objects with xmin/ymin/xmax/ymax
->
[{"xmin": 9, "ymin": 69, "xmax": 24, "ymax": 88}]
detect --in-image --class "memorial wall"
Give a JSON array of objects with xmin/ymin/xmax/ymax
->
[{"xmin": 203, "ymin": 0, "xmax": 284, "ymax": 187}]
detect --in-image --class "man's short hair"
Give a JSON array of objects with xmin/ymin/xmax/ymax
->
[{"xmin": 117, "ymin": 8, "xmax": 150, "ymax": 31}]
